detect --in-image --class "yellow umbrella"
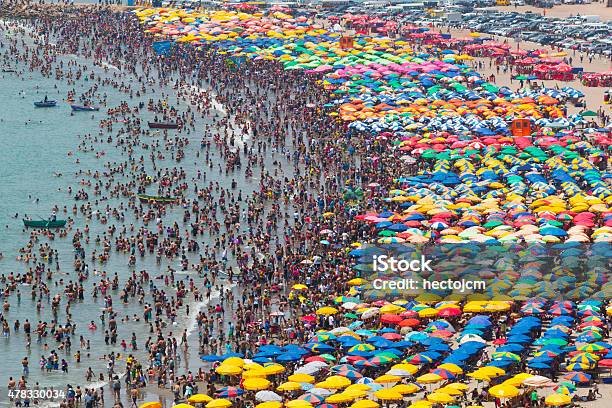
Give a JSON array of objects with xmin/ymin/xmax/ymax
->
[
  {"xmin": 445, "ymin": 382, "xmax": 469, "ymax": 391},
  {"xmin": 256, "ymin": 403, "xmax": 282, "ymax": 408},
  {"xmin": 545, "ymin": 394, "xmax": 571, "ymax": 406},
  {"xmin": 326, "ymin": 394, "xmax": 354, "ymax": 403},
  {"xmin": 347, "ymin": 278, "xmax": 367, "ymax": 286},
  {"xmin": 277, "ymin": 382, "xmax": 303, "ymax": 391},
  {"xmin": 374, "ymin": 374, "xmax": 401, "ymax": 384},
  {"xmin": 392, "ymin": 384, "xmax": 420, "ymax": 395},
  {"xmin": 467, "ymin": 372, "xmax": 491, "ymax": 381},
  {"xmin": 188, "ymin": 395, "xmax": 213, "ymax": 404},
  {"xmin": 427, "ymin": 393, "xmax": 455, "ymax": 404},
  {"xmin": 342, "ymin": 389, "xmax": 367, "ymax": 399},
  {"xmin": 416, "ymin": 373, "xmax": 444, "ymax": 384},
  {"xmin": 140, "ymin": 403, "xmax": 162, "ymax": 408},
  {"xmin": 243, "ymin": 378, "xmax": 271, "ymax": 391},
  {"xmin": 223, "ymin": 357, "xmax": 245, "ymax": 367},
  {"xmin": 263, "ymin": 363, "xmax": 285, "ymax": 375},
  {"xmin": 285, "ymin": 401, "xmax": 313, "ymax": 408},
  {"xmin": 244, "ymin": 362, "xmax": 265, "ymax": 371},
  {"xmin": 174, "ymin": 404, "xmax": 195, "ymax": 408},
  {"xmin": 292, "ymin": 284, "xmax": 308, "ymax": 290},
  {"xmin": 320, "ymin": 375, "xmax": 351, "ymax": 389},
  {"xmin": 216, "ymin": 365, "xmax": 242, "ymax": 376},
  {"xmin": 437, "ymin": 387, "xmax": 462, "ymax": 396},
  {"xmin": 391, "ymin": 363, "xmax": 418, "ymax": 374},
  {"xmin": 418, "ymin": 308, "xmax": 438, "ymax": 318},
  {"xmin": 438, "ymin": 363, "xmax": 463, "ymax": 374},
  {"xmin": 345, "ymin": 384, "xmax": 372, "ymax": 392},
  {"xmin": 350, "ymin": 400, "xmax": 379, "ymax": 408},
  {"xmin": 242, "ymin": 370, "xmax": 268, "ymax": 379},
  {"xmin": 408, "ymin": 401, "xmax": 432, "ymax": 408},
  {"xmin": 489, "ymin": 384, "xmax": 520, "ymax": 399},
  {"xmin": 316, "ymin": 307, "xmax": 338, "ymax": 315},
  {"xmin": 206, "ymin": 400, "xmax": 232, "ymax": 408},
  {"xmin": 374, "ymin": 389, "xmax": 404, "ymax": 401},
  {"xmin": 480, "ymin": 366, "xmax": 506, "ymax": 377},
  {"xmin": 288, "ymin": 374, "xmax": 315, "ymax": 383}
]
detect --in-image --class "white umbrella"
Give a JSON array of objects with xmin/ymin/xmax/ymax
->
[
  {"xmin": 459, "ymin": 334, "xmax": 486, "ymax": 344},
  {"xmin": 307, "ymin": 388, "xmax": 333, "ymax": 396},
  {"xmin": 522, "ymin": 375, "xmax": 554, "ymax": 387},
  {"xmin": 255, "ymin": 391, "xmax": 283, "ymax": 402},
  {"xmin": 361, "ymin": 308, "xmax": 380, "ymax": 319},
  {"xmin": 330, "ymin": 327, "xmax": 351, "ymax": 335},
  {"xmin": 386, "ymin": 369, "xmax": 413, "ymax": 377},
  {"xmin": 295, "ymin": 361, "xmax": 328, "ymax": 374},
  {"xmin": 341, "ymin": 302, "xmax": 358, "ymax": 310}
]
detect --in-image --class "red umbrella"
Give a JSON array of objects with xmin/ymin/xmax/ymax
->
[
  {"xmin": 430, "ymin": 330, "xmax": 453, "ymax": 338},
  {"xmin": 438, "ymin": 308, "xmax": 461, "ymax": 317},
  {"xmin": 399, "ymin": 318, "xmax": 421, "ymax": 328},
  {"xmin": 382, "ymin": 332, "xmax": 403, "ymax": 340},
  {"xmin": 381, "ymin": 314, "xmax": 403, "ymax": 324},
  {"xmin": 305, "ymin": 356, "xmax": 327, "ymax": 363},
  {"xmin": 598, "ymin": 359, "xmax": 612, "ymax": 368}
]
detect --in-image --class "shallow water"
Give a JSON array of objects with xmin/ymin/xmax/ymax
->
[{"xmin": 0, "ymin": 20, "xmax": 259, "ymax": 406}]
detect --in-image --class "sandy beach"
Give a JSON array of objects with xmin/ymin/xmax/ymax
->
[{"xmin": 0, "ymin": 2, "xmax": 610, "ymax": 408}]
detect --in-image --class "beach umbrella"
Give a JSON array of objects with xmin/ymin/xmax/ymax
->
[
  {"xmin": 286, "ymin": 401, "xmax": 313, "ymax": 408},
  {"xmin": 325, "ymin": 394, "xmax": 353, "ymax": 404},
  {"xmin": 174, "ymin": 405, "xmax": 195, "ymax": 408},
  {"xmin": 244, "ymin": 378, "xmax": 272, "ymax": 391},
  {"xmin": 390, "ymin": 363, "xmax": 419, "ymax": 374},
  {"xmin": 189, "ymin": 395, "xmax": 213, "ymax": 404},
  {"xmin": 392, "ymin": 384, "xmax": 420, "ymax": 395},
  {"xmin": 255, "ymin": 392, "xmax": 282, "ymax": 403},
  {"xmin": 522, "ymin": 376, "xmax": 553, "ymax": 387},
  {"xmin": 350, "ymin": 401, "xmax": 379, "ymax": 408},
  {"xmin": 278, "ymin": 382, "xmax": 305, "ymax": 392},
  {"xmin": 317, "ymin": 307, "xmax": 339, "ymax": 315},
  {"xmin": 256, "ymin": 403, "xmax": 282, "ymax": 408},
  {"xmin": 544, "ymin": 394, "xmax": 572, "ymax": 406},
  {"xmin": 216, "ymin": 388, "xmax": 244, "ymax": 398},
  {"xmin": 299, "ymin": 394, "xmax": 325, "ymax": 405},
  {"xmin": 563, "ymin": 372, "xmax": 591, "ymax": 383},
  {"xmin": 488, "ymin": 384, "xmax": 519, "ymax": 398},
  {"xmin": 427, "ymin": 393, "xmax": 455, "ymax": 403},
  {"xmin": 289, "ymin": 374, "xmax": 316, "ymax": 383},
  {"xmin": 140, "ymin": 403, "xmax": 162, "ymax": 408},
  {"xmin": 373, "ymin": 389, "xmax": 404, "ymax": 401},
  {"xmin": 207, "ymin": 400, "xmax": 232, "ymax": 408},
  {"xmin": 416, "ymin": 373, "xmax": 443, "ymax": 384},
  {"xmin": 216, "ymin": 365, "xmax": 242, "ymax": 376},
  {"xmin": 438, "ymin": 363, "xmax": 463, "ymax": 374},
  {"xmin": 374, "ymin": 374, "xmax": 401, "ymax": 384}
]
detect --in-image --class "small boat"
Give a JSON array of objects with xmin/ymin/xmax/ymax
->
[
  {"xmin": 148, "ymin": 121, "xmax": 178, "ymax": 130},
  {"xmin": 71, "ymin": 105, "xmax": 99, "ymax": 112},
  {"xmin": 34, "ymin": 100, "xmax": 57, "ymax": 108},
  {"xmin": 136, "ymin": 194, "xmax": 178, "ymax": 204},
  {"xmin": 23, "ymin": 219, "xmax": 67, "ymax": 228},
  {"xmin": 2, "ymin": 69, "xmax": 16, "ymax": 73}
]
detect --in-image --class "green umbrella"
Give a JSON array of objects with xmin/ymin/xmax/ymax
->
[{"xmin": 579, "ymin": 110, "xmax": 598, "ymax": 117}]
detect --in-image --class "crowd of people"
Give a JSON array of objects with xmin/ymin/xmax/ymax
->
[{"xmin": 0, "ymin": 3, "xmax": 610, "ymax": 408}]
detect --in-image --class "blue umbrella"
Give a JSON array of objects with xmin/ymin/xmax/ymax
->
[
  {"xmin": 201, "ymin": 355, "xmax": 222, "ymax": 362},
  {"xmin": 528, "ymin": 362, "xmax": 551, "ymax": 369},
  {"xmin": 277, "ymin": 353, "xmax": 302, "ymax": 362}
]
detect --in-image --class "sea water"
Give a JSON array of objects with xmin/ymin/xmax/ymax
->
[{"xmin": 0, "ymin": 19, "xmax": 259, "ymax": 405}]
